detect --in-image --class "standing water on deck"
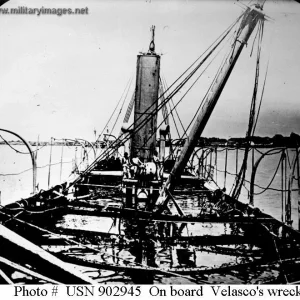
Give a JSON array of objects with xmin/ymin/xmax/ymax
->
[{"xmin": 0, "ymin": 144, "xmax": 299, "ymax": 228}]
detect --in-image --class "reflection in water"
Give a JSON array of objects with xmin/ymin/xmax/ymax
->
[
  {"xmin": 1, "ymin": 145, "xmax": 298, "ymax": 283},
  {"xmin": 53, "ymin": 202, "xmax": 280, "ymax": 284},
  {"xmin": 1, "ymin": 145, "xmax": 299, "ymax": 228}
]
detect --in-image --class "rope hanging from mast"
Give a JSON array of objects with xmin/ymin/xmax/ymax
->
[
  {"xmin": 153, "ymin": 7, "xmax": 266, "ymax": 211},
  {"xmin": 66, "ymin": 14, "xmax": 244, "ymax": 192},
  {"xmin": 109, "ymin": 76, "xmax": 133, "ymax": 136},
  {"xmin": 72, "ymin": 21, "xmax": 237, "ymax": 162},
  {"xmin": 132, "ymin": 25, "xmax": 239, "ymax": 165},
  {"xmin": 96, "ymin": 76, "xmax": 133, "ymax": 143},
  {"xmin": 231, "ymin": 17, "xmax": 266, "ymax": 199}
]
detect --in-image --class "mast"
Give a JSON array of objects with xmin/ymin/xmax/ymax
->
[
  {"xmin": 130, "ymin": 26, "xmax": 160, "ymax": 162},
  {"xmin": 159, "ymin": 7, "xmax": 265, "ymax": 197}
]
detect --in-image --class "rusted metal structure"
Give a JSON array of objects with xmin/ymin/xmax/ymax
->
[{"xmin": 131, "ymin": 26, "xmax": 160, "ymax": 161}]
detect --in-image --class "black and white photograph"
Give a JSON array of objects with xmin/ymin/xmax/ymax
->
[{"xmin": 0, "ymin": 0, "xmax": 300, "ymax": 286}]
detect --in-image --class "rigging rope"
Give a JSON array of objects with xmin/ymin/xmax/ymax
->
[
  {"xmin": 158, "ymin": 78, "xmax": 170, "ymax": 127},
  {"xmin": 167, "ymin": 96, "xmax": 181, "ymax": 139},
  {"xmin": 67, "ymin": 13, "xmax": 244, "ymax": 190},
  {"xmin": 253, "ymin": 152, "xmax": 284, "ymax": 195},
  {"xmin": 96, "ymin": 76, "xmax": 133, "ymax": 142},
  {"xmin": 75, "ymin": 91, "xmax": 131, "ymax": 172},
  {"xmin": 109, "ymin": 76, "xmax": 133, "ymax": 136},
  {"xmin": 139, "ymin": 25, "xmax": 239, "ymax": 161},
  {"xmin": 231, "ymin": 19, "xmax": 265, "ymax": 199},
  {"xmin": 161, "ymin": 76, "xmax": 185, "ymax": 138},
  {"xmin": 210, "ymin": 147, "xmax": 298, "ymax": 195},
  {"xmin": 165, "ymin": 26, "xmax": 238, "ymax": 161}
]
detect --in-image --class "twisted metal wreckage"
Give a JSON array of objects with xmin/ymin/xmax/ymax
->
[{"xmin": 1, "ymin": 1, "xmax": 300, "ymax": 284}]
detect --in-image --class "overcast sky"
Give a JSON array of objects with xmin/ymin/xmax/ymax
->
[{"xmin": 0, "ymin": 0, "xmax": 299, "ymax": 142}]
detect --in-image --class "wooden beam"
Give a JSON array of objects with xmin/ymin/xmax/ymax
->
[
  {"xmin": 0, "ymin": 268, "xmax": 13, "ymax": 284},
  {"xmin": 0, "ymin": 256, "xmax": 60, "ymax": 284},
  {"xmin": 66, "ymin": 206, "xmax": 276, "ymax": 224},
  {"xmin": 0, "ymin": 224, "xmax": 96, "ymax": 284}
]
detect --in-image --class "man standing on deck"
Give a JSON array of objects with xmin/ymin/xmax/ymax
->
[
  {"xmin": 131, "ymin": 156, "xmax": 144, "ymax": 178},
  {"xmin": 122, "ymin": 152, "xmax": 131, "ymax": 178},
  {"xmin": 153, "ymin": 150, "xmax": 161, "ymax": 180}
]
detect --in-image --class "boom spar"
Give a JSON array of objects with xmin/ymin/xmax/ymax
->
[{"xmin": 156, "ymin": 6, "xmax": 266, "ymax": 207}]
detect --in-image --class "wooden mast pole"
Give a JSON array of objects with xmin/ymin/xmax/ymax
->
[{"xmin": 156, "ymin": 7, "xmax": 265, "ymax": 206}]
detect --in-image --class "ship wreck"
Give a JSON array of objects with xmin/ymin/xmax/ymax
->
[{"xmin": 1, "ymin": 1, "xmax": 300, "ymax": 284}]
